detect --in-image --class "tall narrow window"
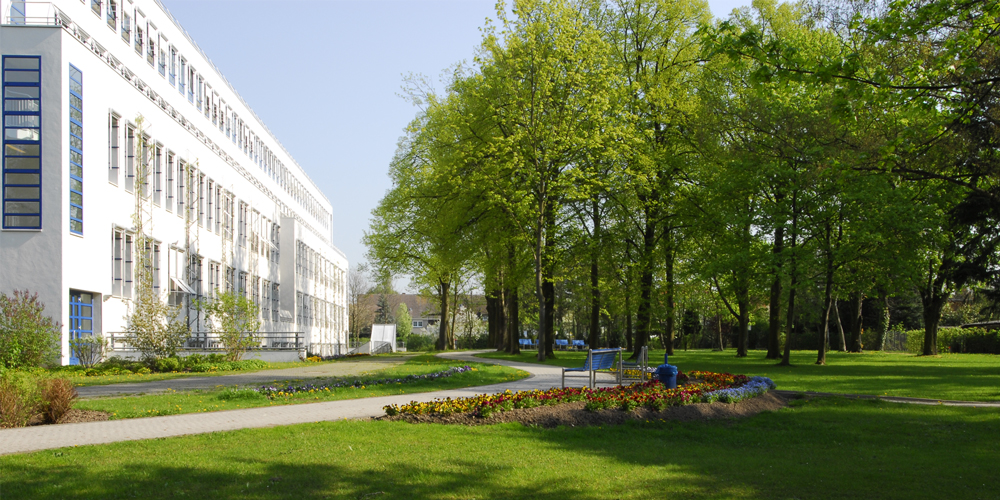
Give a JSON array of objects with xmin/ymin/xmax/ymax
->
[
  {"xmin": 158, "ymin": 43, "xmax": 166, "ymax": 76},
  {"xmin": 121, "ymin": 12, "xmax": 131, "ymax": 44},
  {"xmin": 68, "ymin": 65, "xmax": 83, "ymax": 235},
  {"xmin": 165, "ymin": 152, "xmax": 174, "ymax": 212},
  {"xmin": 153, "ymin": 145, "xmax": 161, "ymax": 206},
  {"xmin": 2, "ymin": 56, "xmax": 42, "ymax": 230},
  {"xmin": 168, "ymin": 47, "xmax": 176, "ymax": 86},
  {"xmin": 91, "ymin": 0, "xmax": 102, "ymax": 16},
  {"xmin": 176, "ymin": 161, "xmax": 185, "ymax": 214},
  {"xmin": 139, "ymin": 135, "xmax": 149, "ymax": 198},
  {"xmin": 124, "ymin": 125, "xmax": 134, "ymax": 192},
  {"xmin": 195, "ymin": 75, "xmax": 203, "ymax": 111},
  {"xmin": 206, "ymin": 179, "xmax": 213, "ymax": 229},
  {"xmin": 108, "ymin": 114, "xmax": 119, "ymax": 184},
  {"xmin": 134, "ymin": 25, "xmax": 143, "ymax": 54},
  {"xmin": 106, "ymin": 0, "xmax": 116, "ymax": 29},
  {"xmin": 124, "ymin": 234, "xmax": 134, "ymax": 298},
  {"xmin": 214, "ymin": 185, "xmax": 221, "ymax": 234},
  {"xmin": 187, "ymin": 67, "xmax": 195, "ymax": 103},
  {"xmin": 178, "ymin": 58, "xmax": 186, "ymax": 95},
  {"xmin": 197, "ymin": 173, "xmax": 204, "ymax": 227},
  {"xmin": 271, "ymin": 283, "xmax": 279, "ymax": 322},
  {"xmin": 187, "ymin": 167, "xmax": 196, "ymax": 222},
  {"xmin": 146, "ymin": 32, "xmax": 155, "ymax": 66},
  {"xmin": 112, "ymin": 229, "xmax": 123, "ymax": 295}
]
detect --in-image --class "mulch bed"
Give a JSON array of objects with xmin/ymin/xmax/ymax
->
[
  {"xmin": 376, "ymin": 391, "xmax": 789, "ymax": 427},
  {"xmin": 27, "ymin": 409, "xmax": 111, "ymax": 426}
]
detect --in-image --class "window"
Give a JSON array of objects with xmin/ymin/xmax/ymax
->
[
  {"xmin": 111, "ymin": 230, "xmax": 135, "ymax": 298},
  {"xmin": 69, "ymin": 65, "xmax": 83, "ymax": 235},
  {"xmin": 187, "ymin": 166, "xmax": 196, "ymax": 222},
  {"xmin": 413, "ymin": 320, "xmax": 423, "ymax": 328},
  {"xmin": 271, "ymin": 283, "xmax": 279, "ymax": 322},
  {"xmin": 251, "ymin": 275, "xmax": 260, "ymax": 307},
  {"xmin": 168, "ymin": 47, "xmax": 176, "ymax": 86},
  {"xmin": 106, "ymin": 0, "xmax": 116, "ymax": 29},
  {"xmin": 151, "ymin": 144, "xmax": 161, "ymax": 205},
  {"xmin": 178, "ymin": 58, "xmax": 186, "ymax": 95},
  {"xmin": 188, "ymin": 254, "xmax": 203, "ymax": 300},
  {"xmin": 176, "ymin": 160, "xmax": 185, "ymax": 214},
  {"xmin": 206, "ymin": 179, "xmax": 213, "ymax": 229},
  {"xmin": 239, "ymin": 272, "xmax": 247, "ymax": 297},
  {"xmin": 139, "ymin": 134, "xmax": 149, "ymax": 198},
  {"xmin": 197, "ymin": 173, "xmax": 204, "ymax": 227},
  {"xmin": 152, "ymin": 242, "xmax": 161, "ymax": 292},
  {"xmin": 68, "ymin": 291, "xmax": 94, "ymax": 365},
  {"xmin": 165, "ymin": 152, "xmax": 174, "ymax": 212},
  {"xmin": 2, "ymin": 56, "xmax": 42, "ymax": 230},
  {"xmin": 226, "ymin": 266, "xmax": 235, "ymax": 293},
  {"xmin": 121, "ymin": 11, "xmax": 131, "ymax": 44},
  {"xmin": 195, "ymin": 75, "xmax": 203, "ymax": 111},
  {"xmin": 91, "ymin": 0, "xmax": 102, "ymax": 16},
  {"xmin": 238, "ymin": 201, "xmax": 247, "ymax": 247},
  {"xmin": 187, "ymin": 67, "xmax": 195, "ymax": 103},
  {"xmin": 146, "ymin": 32, "xmax": 156, "ymax": 66},
  {"xmin": 262, "ymin": 279, "xmax": 270, "ymax": 319},
  {"xmin": 214, "ymin": 184, "xmax": 221, "ymax": 234},
  {"xmin": 124, "ymin": 125, "xmax": 135, "ymax": 192},
  {"xmin": 135, "ymin": 25, "xmax": 143, "ymax": 54},
  {"xmin": 158, "ymin": 44, "xmax": 166, "ymax": 76},
  {"xmin": 108, "ymin": 114, "xmax": 119, "ymax": 184}
]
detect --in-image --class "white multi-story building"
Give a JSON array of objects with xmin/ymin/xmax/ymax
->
[{"xmin": 0, "ymin": 0, "xmax": 348, "ymax": 363}]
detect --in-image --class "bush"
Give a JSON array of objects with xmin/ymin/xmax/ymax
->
[
  {"xmin": 39, "ymin": 377, "xmax": 77, "ymax": 424},
  {"xmin": 155, "ymin": 357, "xmax": 181, "ymax": 373},
  {"xmin": 69, "ymin": 335, "xmax": 110, "ymax": 368},
  {"xmin": 405, "ymin": 334, "xmax": 436, "ymax": 352},
  {"xmin": 0, "ymin": 372, "xmax": 76, "ymax": 427},
  {"xmin": 0, "ymin": 371, "xmax": 41, "ymax": 428},
  {"xmin": 0, "ymin": 291, "xmax": 61, "ymax": 369}
]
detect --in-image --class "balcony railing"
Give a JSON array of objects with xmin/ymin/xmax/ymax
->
[
  {"xmin": 3, "ymin": 1, "xmax": 62, "ymax": 26},
  {"xmin": 107, "ymin": 331, "xmax": 306, "ymax": 352}
]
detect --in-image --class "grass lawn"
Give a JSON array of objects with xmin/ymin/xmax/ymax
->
[
  {"xmin": 74, "ymin": 355, "xmax": 528, "ymax": 419},
  {"xmin": 477, "ymin": 349, "xmax": 1000, "ymax": 401},
  {"xmin": 2, "ymin": 397, "xmax": 997, "ymax": 499},
  {"xmin": 57, "ymin": 359, "xmax": 358, "ymax": 387}
]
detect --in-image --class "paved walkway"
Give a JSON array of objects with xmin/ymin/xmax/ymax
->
[
  {"xmin": 76, "ymin": 356, "xmax": 411, "ymax": 398},
  {"xmin": 2, "ymin": 352, "xmax": 997, "ymax": 456},
  {"xmin": 1, "ymin": 351, "xmax": 615, "ymax": 456}
]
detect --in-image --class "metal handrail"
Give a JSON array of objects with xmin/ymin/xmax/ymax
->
[
  {"xmin": 107, "ymin": 331, "xmax": 306, "ymax": 351},
  {"xmin": 3, "ymin": 1, "xmax": 61, "ymax": 26}
]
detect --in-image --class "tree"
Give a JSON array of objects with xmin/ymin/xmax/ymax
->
[
  {"xmin": 395, "ymin": 303, "xmax": 412, "ymax": 345},
  {"xmin": 0, "ymin": 290, "xmax": 60, "ymax": 369},
  {"xmin": 347, "ymin": 263, "xmax": 375, "ymax": 346},
  {"xmin": 201, "ymin": 291, "xmax": 262, "ymax": 362}
]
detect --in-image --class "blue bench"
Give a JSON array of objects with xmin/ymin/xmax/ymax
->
[
  {"xmin": 562, "ymin": 348, "xmax": 622, "ymax": 388},
  {"xmin": 518, "ymin": 338, "xmax": 536, "ymax": 349},
  {"xmin": 571, "ymin": 340, "xmax": 587, "ymax": 351},
  {"xmin": 555, "ymin": 339, "xmax": 569, "ymax": 350}
]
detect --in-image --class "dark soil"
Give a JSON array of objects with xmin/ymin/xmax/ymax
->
[
  {"xmin": 377, "ymin": 391, "xmax": 789, "ymax": 427},
  {"xmin": 27, "ymin": 409, "xmax": 111, "ymax": 426}
]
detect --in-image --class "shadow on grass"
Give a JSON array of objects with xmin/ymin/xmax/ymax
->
[{"xmin": 3, "ymin": 397, "xmax": 999, "ymax": 499}]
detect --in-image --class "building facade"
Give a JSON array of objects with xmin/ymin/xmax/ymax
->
[{"xmin": 0, "ymin": 0, "xmax": 348, "ymax": 363}]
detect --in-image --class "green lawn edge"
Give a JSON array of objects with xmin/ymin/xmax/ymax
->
[{"xmin": 476, "ymin": 348, "xmax": 1000, "ymax": 402}]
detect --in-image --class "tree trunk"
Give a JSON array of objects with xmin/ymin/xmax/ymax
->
[
  {"xmin": 507, "ymin": 288, "xmax": 520, "ymax": 354},
  {"xmin": 818, "ymin": 257, "xmax": 834, "ymax": 365},
  {"xmin": 767, "ymin": 223, "xmax": 785, "ymax": 359},
  {"xmin": 486, "ymin": 291, "xmax": 498, "ymax": 348},
  {"xmin": 544, "ymin": 275, "xmax": 556, "ymax": 358},
  {"xmin": 920, "ymin": 262, "xmax": 950, "ymax": 356},
  {"xmin": 779, "ymin": 199, "xmax": 797, "ymax": 366},
  {"xmin": 634, "ymin": 218, "xmax": 656, "ymax": 360},
  {"xmin": 737, "ymin": 295, "xmax": 750, "ymax": 357},
  {"xmin": 834, "ymin": 300, "xmax": 847, "ymax": 351},
  {"xmin": 873, "ymin": 294, "xmax": 890, "ymax": 351},
  {"xmin": 847, "ymin": 292, "xmax": 863, "ymax": 353},
  {"xmin": 589, "ymin": 200, "xmax": 601, "ymax": 350},
  {"xmin": 436, "ymin": 279, "xmax": 450, "ymax": 351},
  {"xmin": 625, "ymin": 293, "xmax": 633, "ymax": 351},
  {"xmin": 664, "ymin": 227, "xmax": 676, "ymax": 356},
  {"xmin": 716, "ymin": 313, "xmax": 724, "ymax": 351}
]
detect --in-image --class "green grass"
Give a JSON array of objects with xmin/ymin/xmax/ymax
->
[
  {"xmin": 74, "ymin": 355, "xmax": 528, "ymax": 419},
  {"xmin": 2, "ymin": 397, "xmax": 998, "ymax": 499},
  {"xmin": 54, "ymin": 359, "xmax": 344, "ymax": 387},
  {"xmin": 477, "ymin": 349, "xmax": 1000, "ymax": 401}
]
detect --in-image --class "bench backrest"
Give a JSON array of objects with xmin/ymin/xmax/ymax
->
[
  {"xmin": 572, "ymin": 340, "xmax": 586, "ymax": 347},
  {"xmin": 583, "ymin": 349, "xmax": 620, "ymax": 370},
  {"xmin": 555, "ymin": 339, "xmax": 569, "ymax": 346}
]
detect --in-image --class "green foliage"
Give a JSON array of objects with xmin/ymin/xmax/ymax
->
[
  {"xmin": 69, "ymin": 335, "xmax": 110, "ymax": 368},
  {"xmin": 0, "ymin": 291, "xmax": 61, "ymax": 369},
  {"xmin": 405, "ymin": 334, "xmax": 436, "ymax": 352},
  {"xmin": 155, "ymin": 357, "xmax": 181, "ymax": 373},
  {"xmin": 124, "ymin": 287, "xmax": 189, "ymax": 364},
  {"xmin": 0, "ymin": 371, "xmax": 76, "ymax": 428},
  {"xmin": 395, "ymin": 303, "xmax": 412, "ymax": 343},
  {"xmin": 200, "ymin": 291, "xmax": 263, "ymax": 362}
]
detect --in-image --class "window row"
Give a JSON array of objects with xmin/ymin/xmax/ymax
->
[
  {"xmin": 111, "ymin": 228, "xmax": 162, "ymax": 299},
  {"xmin": 295, "ymin": 241, "xmax": 345, "ymax": 297},
  {"xmin": 296, "ymin": 292, "xmax": 344, "ymax": 333},
  {"xmin": 91, "ymin": 0, "xmax": 330, "ymax": 230}
]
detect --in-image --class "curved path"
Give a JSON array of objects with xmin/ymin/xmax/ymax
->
[
  {"xmin": 2, "ymin": 351, "xmax": 996, "ymax": 456},
  {"xmin": 76, "ymin": 356, "xmax": 411, "ymax": 399}
]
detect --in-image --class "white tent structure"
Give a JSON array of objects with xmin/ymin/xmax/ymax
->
[{"xmin": 352, "ymin": 324, "xmax": 397, "ymax": 355}]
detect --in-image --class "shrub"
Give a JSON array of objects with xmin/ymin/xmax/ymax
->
[
  {"xmin": 216, "ymin": 388, "xmax": 266, "ymax": 401},
  {"xmin": 123, "ymin": 287, "xmax": 189, "ymax": 364},
  {"xmin": 155, "ymin": 357, "xmax": 181, "ymax": 373},
  {"xmin": 69, "ymin": 335, "xmax": 110, "ymax": 368},
  {"xmin": 0, "ymin": 371, "xmax": 41, "ymax": 428},
  {"xmin": 0, "ymin": 291, "xmax": 61, "ymax": 369},
  {"xmin": 39, "ymin": 377, "xmax": 77, "ymax": 424},
  {"xmin": 405, "ymin": 334, "xmax": 435, "ymax": 352},
  {"xmin": 200, "ymin": 291, "xmax": 262, "ymax": 362}
]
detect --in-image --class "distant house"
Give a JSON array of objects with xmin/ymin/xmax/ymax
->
[{"xmin": 360, "ymin": 293, "xmax": 487, "ymax": 336}]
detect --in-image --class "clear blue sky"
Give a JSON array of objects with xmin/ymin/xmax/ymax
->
[{"xmin": 159, "ymin": 0, "xmax": 751, "ymax": 271}]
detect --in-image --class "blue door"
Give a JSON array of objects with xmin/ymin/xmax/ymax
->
[{"xmin": 68, "ymin": 291, "xmax": 94, "ymax": 365}]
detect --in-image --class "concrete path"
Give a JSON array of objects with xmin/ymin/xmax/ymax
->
[
  {"xmin": 76, "ymin": 356, "xmax": 411, "ymax": 398},
  {"xmin": 0, "ymin": 351, "xmax": 617, "ymax": 456}
]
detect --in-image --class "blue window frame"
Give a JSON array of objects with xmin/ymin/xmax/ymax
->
[
  {"xmin": 2, "ymin": 55, "xmax": 42, "ymax": 230},
  {"xmin": 68, "ymin": 291, "xmax": 94, "ymax": 366},
  {"xmin": 69, "ymin": 65, "xmax": 83, "ymax": 235}
]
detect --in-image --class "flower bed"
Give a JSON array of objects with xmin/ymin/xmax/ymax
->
[
  {"xmin": 256, "ymin": 365, "xmax": 476, "ymax": 399},
  {"xmin": 384, "ymin": 370, "xmax": 775, "ymax": 418}
]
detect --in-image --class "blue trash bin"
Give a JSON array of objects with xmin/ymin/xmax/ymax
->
[{"xmin": 656, "ymin": 364, "xmax": 678, "ymax": 389}]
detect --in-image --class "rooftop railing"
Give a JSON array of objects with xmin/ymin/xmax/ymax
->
[{"xmin": 2, "ymin": 1, "xmax": 62, "ymax": 26}]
